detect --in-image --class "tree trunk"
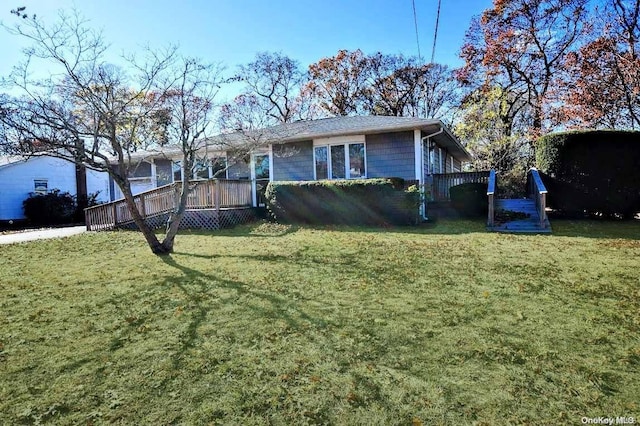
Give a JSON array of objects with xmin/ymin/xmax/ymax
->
[
  {"xmin": 161, "ymin": 179, "xmax": 192, "ymax": 253},
  {"xmin": 118, "ymin": 181, "xmax": 169, "ymax": 254}
]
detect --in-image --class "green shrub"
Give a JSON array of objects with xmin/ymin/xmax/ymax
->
[
  {"xmin": 450, "ymin": 182, "xmax": 488, "ymax": 217},
  {"xmin": 536, "ymin": 131, "xmax": 640, "ymax": 218},
  {"xmin": 265, "ymin": 179, "xmax": 420, "ymax": 226},
  {"xmin": 23, "ymin": 190, "xmax": 101, "ymax": 226},
  {"xmin": 23, "ymin": 189, "xmax": 77, "ymax": 225}
]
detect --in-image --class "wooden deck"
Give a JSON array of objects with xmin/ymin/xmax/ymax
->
[
  {"xmin": 489, "ymin": 199, "xmax": 552, "ymax": 233},
  {"xmin": 85, "ymin": 179, "xmax": 253, "ymax": 231}
]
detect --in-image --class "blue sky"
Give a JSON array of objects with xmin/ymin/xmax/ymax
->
[{"xmin": 0, "ymin": 0, "xmax": 492, "ymax": 101}]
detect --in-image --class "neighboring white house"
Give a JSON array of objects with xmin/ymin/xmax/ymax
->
[{"xmin": 0, "ymin": 155, "xmax": 110, "ymax": 221}]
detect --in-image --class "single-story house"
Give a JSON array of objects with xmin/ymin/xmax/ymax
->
[
  {"xmin": 0, "ymin": 154, "xmax": 110, "ymax": 221},
  {"xmin": 107, "ymin": 116, "xmax": 472, "ymax": 215}
]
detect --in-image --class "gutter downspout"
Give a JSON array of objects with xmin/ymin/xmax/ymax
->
[{"xmin": 420, "ymin": 126, "xmax": 444, "ymax": 220}]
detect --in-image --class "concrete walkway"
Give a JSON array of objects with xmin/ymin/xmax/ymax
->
[{"xmin": 0, "ymin": 226, "xmax": 87, "ymax": 245}]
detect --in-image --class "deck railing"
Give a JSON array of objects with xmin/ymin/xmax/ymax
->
[
  {"xmin": 432, "ymin": 171, "xmax": 491, "ymax": 201},
  {"xmin": 85, "ymin": 179, "xmax": 253, "ymax": 231},
  {"xmin": 527, "ymin": 168, "xmax": 548, "ymax": 229},
  {"xmin": 487, "ymin": 169, "xmax": 496, "ymax": 227}
]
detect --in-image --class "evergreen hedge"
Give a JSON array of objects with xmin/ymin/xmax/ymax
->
[
  {"xmin": 265, "ymin": 178, "xmax": 420, "ymax": 225},
  {"xmin": 536, "ymin": 131, "xmax": 640, "ymax": 218},
  {"xmin": 450, "ymin": 182, "xmax": 489, "ymax": 217}
]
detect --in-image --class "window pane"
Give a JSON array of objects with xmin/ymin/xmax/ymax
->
[
  {"xmin": 173, "ymin": 161, "xmax": 182, "ymax": 181},
  {"xmin": 254, "ymin": 154, "xmax": 270, "ymax": 180},
  {"xmin": 129, "ymin": 161, "xmax": 152, "ymax": 178},
  {"xmin": 34, "ymin": 179, "xmax": 48, "ymax": 194},
  {"xmin": 331, "ymin": 145, "xmax": 345, "ymax": 179},
  {"xmin": 211, "ymin": 157, "xmax": 227, "ymax": 178},
  {"xmin": 314, "ymin": 146, "xmax": 328, "ymax": 179},
  {"xmin": 349, "ymin": 143, "xmax": 365, "ymax": 178},
  {"xmin": 193, "ymin": 159, "xmax": 209, "ymax": 179}
]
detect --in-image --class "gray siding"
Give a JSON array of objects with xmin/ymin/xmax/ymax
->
[
  {"xmin": 272, "ymin": 140, "xmax": 314, "ymax": 181},
  {"xmin": 227, "ymin": 160, "xmax": 250, "ymax": 180},
  {"xmin": 453, "ymin": 158, "xmax": 462, "ymax": 172},
  {"xmin": 366, "ymin": 131, "xmax": 415, "ymax": 180}
]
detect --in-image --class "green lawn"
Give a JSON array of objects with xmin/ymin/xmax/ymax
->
[{"xmin": 0, "ymin": 220, "xmax": 639, "ymax": 425}]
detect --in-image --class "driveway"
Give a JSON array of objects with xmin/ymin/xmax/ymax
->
[{"xmin": 0, "ymin": 226, "xmax": 87, "ymax": 245}]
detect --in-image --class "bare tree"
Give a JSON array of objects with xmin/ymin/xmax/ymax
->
[
  {"xmin": 220, "ymin": 51, "xmax": 316, "ymax": 129},
  {"xmin": 0, "ymin": 9, "xmax": 252, "ymax": 254}
]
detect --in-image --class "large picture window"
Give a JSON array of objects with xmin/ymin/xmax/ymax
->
[{"xmin": 314, "ymin": 142, "xmax": 366, "ymax": 180}]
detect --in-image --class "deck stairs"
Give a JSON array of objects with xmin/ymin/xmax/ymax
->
[
  {"xmin": 490, "ymin": 198, "xmax": 552, "ymax": 233},
  {"xmin": 486, "ymin": 168, "xmax": 552, "ymax": 234}
]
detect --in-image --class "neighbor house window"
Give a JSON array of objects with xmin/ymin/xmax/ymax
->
[
  {"xmin": 34, "ymin": 179, "xmax": 48, "ymax": 194},
  {"xmin": 314, "ymin": 142, "xmax": 366, "ymax": 180}
]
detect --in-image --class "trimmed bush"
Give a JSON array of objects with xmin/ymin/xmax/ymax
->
[
  {"xmin": 450, "ymin": 182, "xmax": 488, "ymax": 217},
  {"xmin": 265, "ymin": 179, "xmax": 420, "ymax": 226},
  {"xmin": 23, "ymin": 189, "xmax": 77, "ymax": 225},
  {"xmin": 536, "ymin": 131, "xmax": 640, "ymax": 218}
]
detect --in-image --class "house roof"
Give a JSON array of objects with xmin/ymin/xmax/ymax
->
[
  {"xmin": 210, "ymin": 116, "xmax": 472, "ymax": 161},
  {"xmin": 0, "ymin": 154, "xmax": 34, "ymax": 170},
  {"xmin": 114, "ymin": 116, "xmax": 472, "ymax": 162}
]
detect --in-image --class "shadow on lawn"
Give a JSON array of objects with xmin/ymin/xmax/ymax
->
[{"xmin": 157, "ymin": 254, "xmax": 333, "ymax": 368}]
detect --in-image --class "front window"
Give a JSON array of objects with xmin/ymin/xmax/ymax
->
[
  {"xmin": 314, "ymin": 146, "xmax": 328, "ymax": 179},
  {"xmin": 349, "ymin": 143, "xmax": 365, "ymax": 178},
  {"xmin": 330, "ymin": 145, "xmax": 346, "ymax": 179},
  {"xmin": 211, "ymin": 157, "xmax": 227, "ymax": 178},
  {"xmin": 315, "ymin": 142, "xmax": 366, "ymax": 180},
  {"xmin": 193, "ymin": 159, "xmax": 209, "ymax": 179},
  {"xmin": 173, "ymin": 161, "xmax": 182, "ymax": 182}
]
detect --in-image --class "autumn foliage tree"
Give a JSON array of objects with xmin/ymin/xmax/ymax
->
[
  {"xmin": 459, "ymin": 0, "xmax": 588, "ymax": 138},
  {"xmin": 306, "ymin": 49, "xmax": 458, "ymax": 122},
  {"xmin": 559, "ymin": 0, "xmax": 640, "ymax": 129}
]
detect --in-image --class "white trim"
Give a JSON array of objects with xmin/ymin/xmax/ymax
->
[
  {"xmin": 414, "ymin": 130, "xmax": 426, "ymax": 219},
  {"xmin": 450, "ymin": 156, "xmax": 454, "ymax": 173},
  {"xmin": 250, "ymin": 154, "xmax": 257, "ymax": 207},
  {"xmin": 439, "ymin": 147, "xmax": 443, "ymax": 174},
  {"xmin": 413, "ymin": 130, "xmax": 422, "ymax": 183},
  {"xmin": 151, "ymin": 159, "xmax": 157, "ymax": 186},
  {"xmin": 313, "ymin": 134, "xmax": 365, "ymax": 146},
  {"xmin": 268, "ymin": 144, "xmax": 274, "ymax": 182}
]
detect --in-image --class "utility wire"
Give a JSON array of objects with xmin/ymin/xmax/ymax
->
[
  {"xmin": 412, "ymin": 0, "xmax": 422, "ymax": 60},
  {"xmin": 431, "ymin": 0, "xmax": 442, "ymax": 64}
]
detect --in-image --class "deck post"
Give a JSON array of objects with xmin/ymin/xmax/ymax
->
[
  {"xmin": 112, "ymin": 202, "xmax": 118, "ymax": 226},
  {"xmin": 488, "ymin": 194, "xmax": 494, "ymax": 227},
  {"xmin": 487, "ymin": 169, "xmax": 496, "ymax": 228},
  {"xmin": 215, "ymin": 180, "xmax": 221, "ymax": 213},
  {"xmin": 540, "ymin": 193, "xmax": 546, "ymax": 228}
]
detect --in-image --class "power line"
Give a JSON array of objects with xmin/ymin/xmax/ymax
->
[
  {"xmin": 412, "ymin": 0, "xmax": 422, "ymax": 60},
  {"xmin": 431, "ymin": 0, "xmax": 442, "ymax": 64}
]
